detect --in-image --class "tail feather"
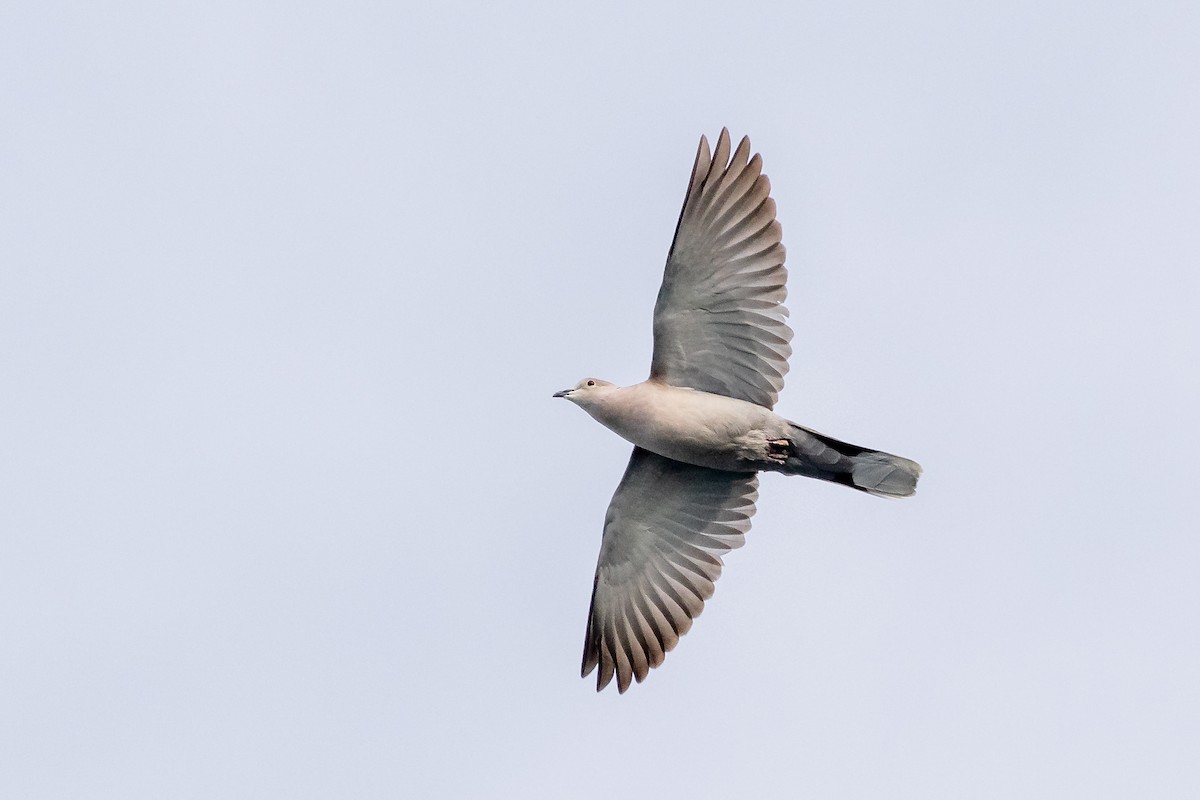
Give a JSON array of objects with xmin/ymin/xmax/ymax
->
[{"xmin": 782, "ymin": 424, "xmax": 921, "ymax": 498}]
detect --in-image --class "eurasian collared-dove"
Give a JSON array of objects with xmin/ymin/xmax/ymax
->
[{"xmin": 555, "ymin": 129, "xmax": 921, "ymax": 693}]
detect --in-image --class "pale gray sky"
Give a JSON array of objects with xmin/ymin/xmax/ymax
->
[{"xmin": 2, "ymin": 2, "xmax": 1198, "ymax": 798}]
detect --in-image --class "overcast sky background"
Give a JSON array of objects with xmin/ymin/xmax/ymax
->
[{"xmin": 3, "ymin": 2, "xmax": 1198, "ymax": 798}]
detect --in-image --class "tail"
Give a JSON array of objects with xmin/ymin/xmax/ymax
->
[{"xmin": 781, "ymin": 423, "xmax": 922, "ymax": 498}]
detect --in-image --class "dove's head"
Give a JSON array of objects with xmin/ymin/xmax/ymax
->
[{"xmin": 552, "ymin": 378, "xmax": 618, "ymax": 408}]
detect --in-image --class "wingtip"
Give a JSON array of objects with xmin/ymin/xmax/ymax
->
[
  {"xmin": 712, "ymin": 128, "xmax": 731, "ymax": 168},
  {"xmin": 713, "ymin": 128, "xmax": 755, "ymax": 168}
]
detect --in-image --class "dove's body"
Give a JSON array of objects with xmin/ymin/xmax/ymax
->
[
  {"xmin": 562, "ymin": 379, "xmax": 920, "ymax": 495},
  {"xmin": 574, "ymin": 380, "xmax": 784, "ymax": 472},
  {"xmin": 556, "ymin": 129, "xmax": 921, "ymax": 693}
]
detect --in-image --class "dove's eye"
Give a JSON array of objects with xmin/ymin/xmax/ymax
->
[{"xmin": 586, "ymin": 380, "xmax": 596, "ymax": 387}]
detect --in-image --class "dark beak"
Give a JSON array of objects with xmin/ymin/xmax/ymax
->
[{"xmin": 552, "ymin": 389, "xmax": 572, "ymax": 398}]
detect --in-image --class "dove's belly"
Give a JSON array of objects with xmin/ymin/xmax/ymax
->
[{"xmin": 587, "ymin": 381, "xmax": 788, "ymax": 472}]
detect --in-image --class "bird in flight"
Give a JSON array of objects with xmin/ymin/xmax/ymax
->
[{"xmin": 555, "ymin": 129, "xmax": 921, "ymax": 693}]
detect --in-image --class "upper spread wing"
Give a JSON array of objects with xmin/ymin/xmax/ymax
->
[
  {"xmin": 650, "ymin": 129, "xmax": 793, "ymax": 409},
  {"xmin": 582, "ymin": 447, "xmax": 759, "ymax": 693}
]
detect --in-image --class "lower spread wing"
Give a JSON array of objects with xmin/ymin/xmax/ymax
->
[
  {"xmin": 582, "ymin": 448, "xmax": 759, "ymax": 693},
  {"xmin": 650, "ymin": 129, "xmax": 793, "ymax": 409}
]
